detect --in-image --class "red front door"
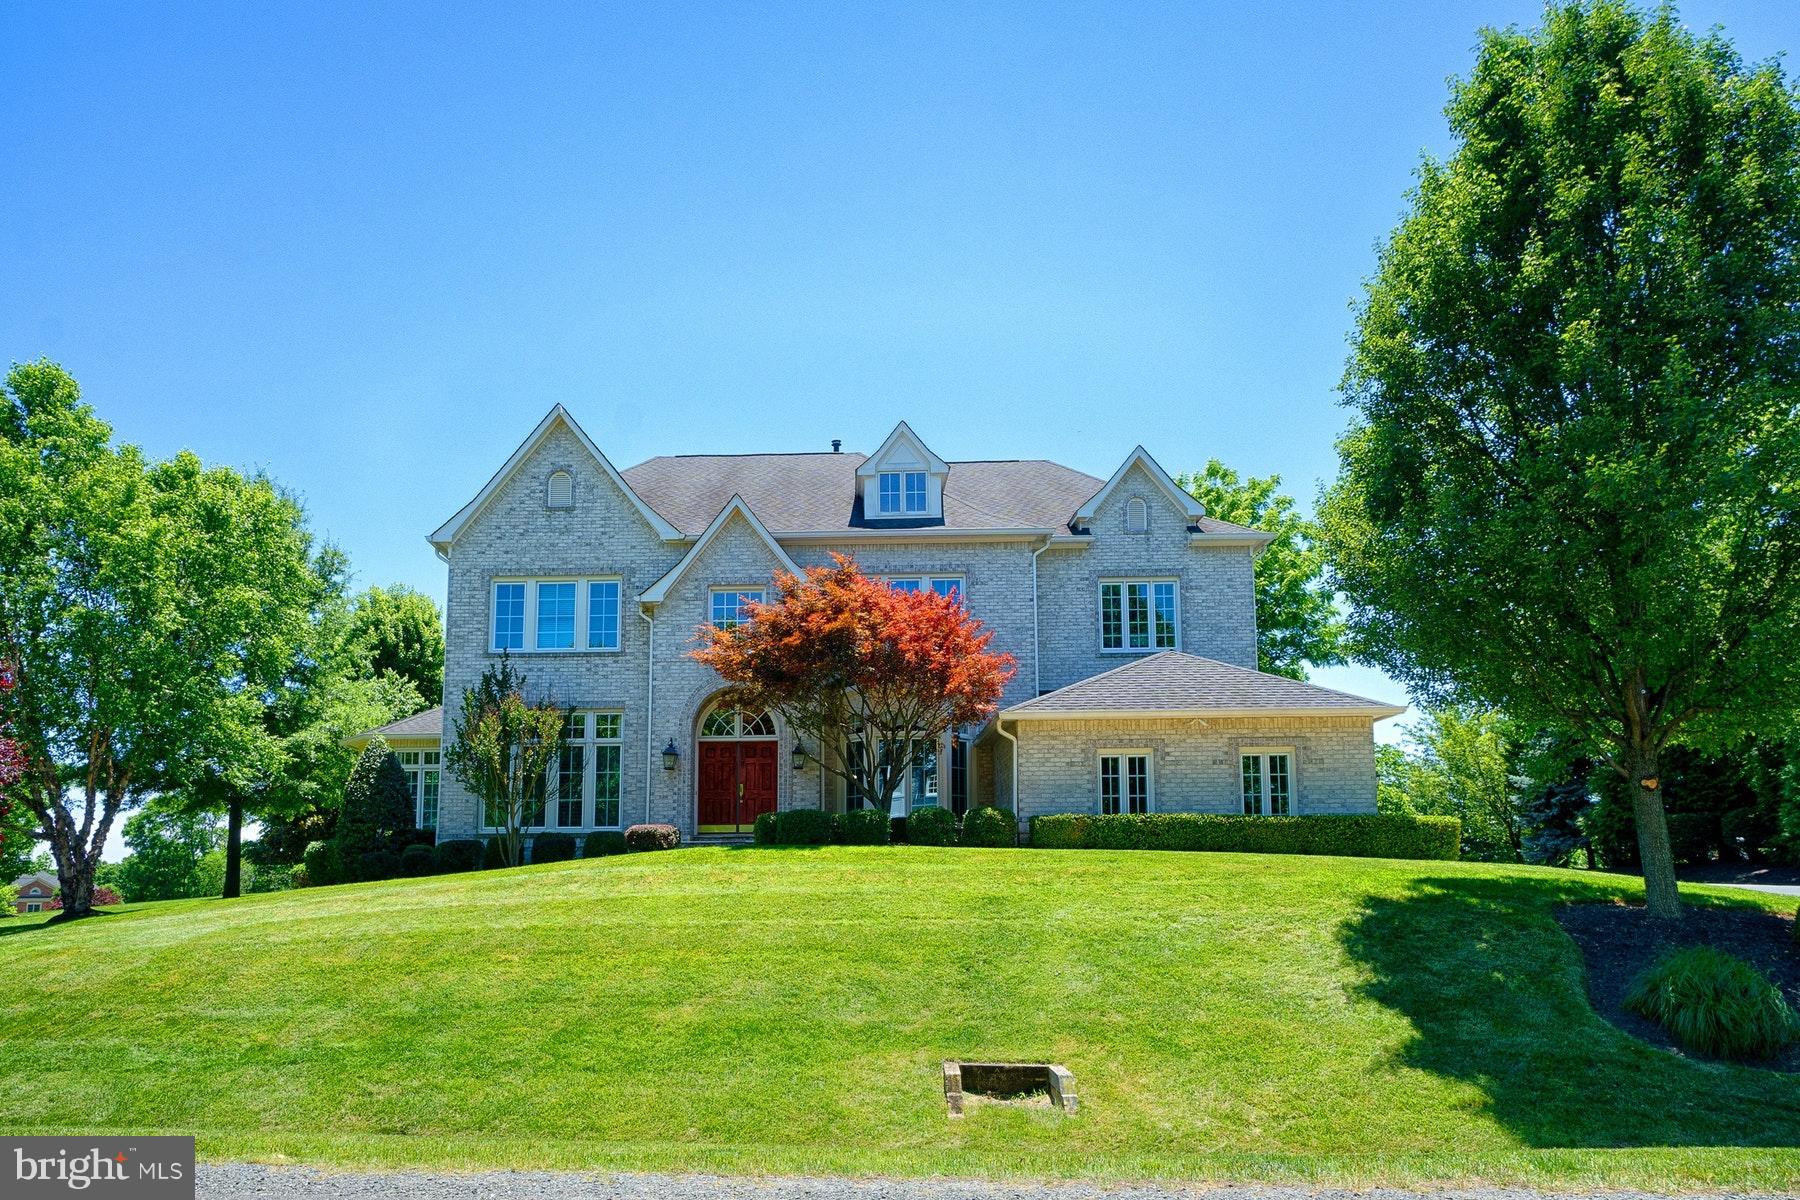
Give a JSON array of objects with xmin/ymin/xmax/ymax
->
[{"xmin": 697, "ymin": 741, "xmax": 778, "ymax": 832}]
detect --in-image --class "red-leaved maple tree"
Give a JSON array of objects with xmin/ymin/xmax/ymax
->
[{"xmin": 692, "ymin": 555, "xmax": 1015, "ymax": 814}]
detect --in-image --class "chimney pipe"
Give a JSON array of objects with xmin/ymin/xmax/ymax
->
[{"xmin": 831, "ymin": 439, "xmax": 842, "ymax": 453}]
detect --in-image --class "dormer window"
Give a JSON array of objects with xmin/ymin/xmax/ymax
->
[
  {"xmin": 878, "ymin": 473, "xmax": 901, "ymax": 514},
  {"xmin": 546, "ymin": 470, "xmax": 574, "ymax": 509},
  {"xmin": 877, "ymin": 471, "xmax": 928, "ymax": 515},
  {"xmin": 904, "ymin": 471, "xmax": 927, "ymax": 513},
  {"xmin": 860, "ymin": 422, "xmax": 949, "ymax": 523}
]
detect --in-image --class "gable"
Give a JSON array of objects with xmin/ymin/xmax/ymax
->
[
  {"xmin": 430, "ymin": 406, "xmax": 681, "ymax": 552},
  {"xmin": 638, "ymin": 498, "xmax": 801, "ymax": 605},
  {"xmin": 1073, "ymin": 446, "xmax": 1204, "ymax": 531}
]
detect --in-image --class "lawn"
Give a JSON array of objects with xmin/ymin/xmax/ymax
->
[{"xmin": 2, "ymin": 846, "xmax": 1796, "ymax": 1189}]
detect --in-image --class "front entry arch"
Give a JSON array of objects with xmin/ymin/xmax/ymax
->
[{"xmin": 696, "ymin": 706, "xmax": 778, "ymax": 834}]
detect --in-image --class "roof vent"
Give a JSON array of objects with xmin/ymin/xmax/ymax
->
[
  {"xmin": 546, "ymin": 470, "xmax": 574, "ymax": 509},
  {"xmin": 831, "ymin": 439, "xmax": 842, "ymax": 453}
]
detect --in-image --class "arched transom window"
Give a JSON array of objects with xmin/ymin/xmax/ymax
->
[{"xmin": 699, "ymin": 707, "xmax": 775, "ymax": 739}]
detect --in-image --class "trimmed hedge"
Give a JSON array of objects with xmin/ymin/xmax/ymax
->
[
  {"xmin": 532, "ymin": 832, "xmax": 576, "ymax": 864},
  {"xmin": 906, "ymin": 805, "xmax": 957, "ymax": 846},
  {"xmin": 625, "ymin": 823, "xmax": 680, "ymax": 852},
  {"xmin": 753, "ymin": 811, "xmax": 779, "ymax": 846},
  {"xmin": 961, "ymin": 806, "xmax": 1017, "ymax": 848},
  {"xmin": 484, "ymin": 837, "xmax": 510, "ymax": 870},
  {"xmin": 302, "ymin": 840, "xmax": 341, "ymax": 886},
  {"xmin": 584, "ymin": 831, "xmax": 629, "ymax": 858},
  {"xmin": 433, "ymin": 839, "xmax": 485, "ymax": 873},
  {"xmin": 356, "ymin": 848, "xmax": 401, "ymax": 882},
  {"xmin": 773, "ymin": 809, "xmax": 834, "ymax": 846},
  {"xmin": 1030, "ymin": 812, "xmax": 1461, "ymax": 859},
  {"xmin": 398, "ymin": 843, "xmax": 437, "ymax": 877},
  {"xmin": 834, "ymin": 808, "xmax": 890, "ymax": 845}
]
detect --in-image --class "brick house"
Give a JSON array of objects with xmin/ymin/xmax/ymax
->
[
  {"xmin": 390, "ymin": 407, "xmax": 1402, "ymax": 845},
  {"xmin": 12, "ymin": 872, "xmax": 57, "ymax": 914}
]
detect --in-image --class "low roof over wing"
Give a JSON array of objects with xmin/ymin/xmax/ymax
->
[{"xmin": 1001, "ymin": 652, "xmax": 1406, "ymax": 720}]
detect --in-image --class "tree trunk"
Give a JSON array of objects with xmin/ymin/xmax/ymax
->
[
  {"xmin": 54, "ymin": 848, "xmax": 94, "ymax": 919},
  {"xmin": 1626, "ymin": 746, "xmax": 1682, "ymax": 920},
  {"xmin": 223, "ymin": 795, "xmax": 244, "ymax": 899}
]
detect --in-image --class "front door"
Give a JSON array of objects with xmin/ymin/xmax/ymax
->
[{"xmin": 697, "ymin": 740, "xmax": 778, "ymax": 833}]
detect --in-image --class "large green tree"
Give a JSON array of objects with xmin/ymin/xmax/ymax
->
[
  {"xmin": 113, "ymin": 797, "xmax": 225, "ymax": 902},
  {"xmin": 349, "ymin": 584, "xmax": 444, "ymax": 705},
  {"xmin": 1176, "ymin": 462, "xmax": 1344, "ymax": 679},
  {"xmin": 0, "ymin": 361, "xmax": 319, "ymax": 917},
  {"xmin": 1319, "ymin": 2, "xmax": 1800, "ymax": 918}
]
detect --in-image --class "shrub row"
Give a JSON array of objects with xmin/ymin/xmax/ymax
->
[
  {"xmin": 1029, "ymin": 812, "xmax": 1461, "ymax": 860},
  {"xmin": 750, "ymin": 805, "xmax": 1018, "ymax": 848}
]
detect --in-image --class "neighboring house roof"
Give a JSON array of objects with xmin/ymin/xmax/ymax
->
[
  {"xmin": 348, "ymin": 706, "xmax": 444, "ymax": 749},
  {"xmin": 621, "ymin": 453, "xmax": 1109, "ymax": 535},
  {"xmin": 638, "ymin": 496, "xmax": 803, "ymax": 605},
  {"xmin": 12, "ymin": 872, "xmax": 57, "ymax": 894},
  {"xmin": 1001, "ymin": 652, "xmax": 1406, "ymax": 720},
  {"xmin": 430, "ymin": 405, "xmax": 683, "ymax": 552}
]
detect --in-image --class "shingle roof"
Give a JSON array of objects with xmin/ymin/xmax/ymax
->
[
  {"xmin": 1002, "ymin": 652, "xmax": 1406, "ymax": 719},
  {"xmin": 351, "ymin": 706, "xmax": 444, "ymax": 744},
  {"xmin": 621, "ymin": 453, "xmax": 1111, "ymax": 535}
]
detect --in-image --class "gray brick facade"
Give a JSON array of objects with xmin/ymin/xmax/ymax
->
[{"xmin": 428, "ymin": 411, "xmax": 1389, "ymax": 843}]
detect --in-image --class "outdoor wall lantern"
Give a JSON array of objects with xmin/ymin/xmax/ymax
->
[
  {"xmin": 792, "ymin": 741, "xmax": 809, "ymax": 770},
  {"xmin": 662, "ymin": 741, "xmax": 680, "ymax": 771}
]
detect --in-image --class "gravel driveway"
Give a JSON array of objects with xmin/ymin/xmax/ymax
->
[{"xmin": 193, "ymin": 1164, "xmax": 1792, "ymax": 1200}]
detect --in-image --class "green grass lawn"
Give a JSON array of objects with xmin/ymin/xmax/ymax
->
[{"xmin": 2, "ymin": 847, "xmax": 1796, "ymax": 1189}]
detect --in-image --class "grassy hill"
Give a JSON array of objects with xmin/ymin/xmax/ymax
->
[{"xmin": 2, "ymin": 846, "xmax": 1796, "ymax": 1189}]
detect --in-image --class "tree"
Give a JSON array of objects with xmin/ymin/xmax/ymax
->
[
  {"xmin": 113, "ymin": 797, "xmax": 225, "ymax": 902},
  {"xmin": 349, "ymin": 585, "xmax": 445, "ymax": 705},
  {"xmin": 1318, "ymin": 2, "xmax": 1800, "ymax": 919},
  {"xmin": 0, "ymin": 361, "xmax": 319, "ymax": 918},
  {"xmin": 1175, "ymin": 463, "xmax": 1344, "ymax": 679},
  {"xmin": 444, "ymin": 656, "xmax": 564, "ymax": 868},
  {"xmin": 1379, "ymin": 707, "xmax": 1530, "ymax": 862},
  {"xmin": 691, "ymin": 556, "xmax": 1016, "ymax": 813},
  {"xmin": 334, "ymin": 738, "xmax": 416, "ymax": 877}
]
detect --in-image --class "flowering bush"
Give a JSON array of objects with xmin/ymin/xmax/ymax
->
[
  {"xmin": 47, "ymin": 885, "xmax": 121, "ymax": 910},
  {"xmin": 624, "ymin": 823, "xmax": 680, "ymax": 852}
]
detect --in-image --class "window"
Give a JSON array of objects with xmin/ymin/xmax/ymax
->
[
  {"xmin": 878, "ymin": 472, "xmax": 901, "ymax": 514},
  {"xmin": 1098, "ymin": 752, "xmax": 1152, "ymax": 814},
  {"xmin": 903, "ymin": 471, "xmax": 927, "ymax": 513},
  {"xmin": 711, "ymin": 588, "xmax": 764, "ymax": 629},
  {"xmin": 949, "ymin": 735, "xmax": 969, "ymax": 816},
  {"xmin": 844, "ymin": 729, "xmax": 942, "ymax": 817},
  {"xmin": 25, "ymin": 902, "xmax": 40, "ymax": 913},
  {"xmin": 885, "ymin": 575, "xmax": 964, "ymax": 602},
  {"xmin": 700, "ymin": 708, "xmax": 774, "ymax": 738},
  {"xmin": 546, "ymin": 470, "xmax": 574, "ymax": 509},
  {"xmin": 588, "ymin": 581, "xmax": 620, "ymax": 651},
  {"xmin": 1126, "ymin": 497, "xmax": 1148, "ymax": 534},
  {"xmin": 1241, "ymin": 750, "xmax": 1293, "ymax": 816},
  {"xmin": 536, "ymin": 582, "xmax": 576, "ymax": 650},
  {"xmin": 493, "ymin": 582, "xmax": 525, "ymax": 650},
  {"xmin": 513, "ymin": 711, "xmax": 623, "ymax": 830},
  {"xmin": 1099, "ymin": 580, "xmax": 1178, "ymax": 651},
  {"xmin": 397, "ymin": 749, "xmax": 442, "ymax": 829},
  {"xmin": 491, "ymin": 578, "xmax": 624, "ymax": 652}
]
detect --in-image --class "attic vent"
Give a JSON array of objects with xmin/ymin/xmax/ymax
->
[
  {"xmin": 546, "ymin": 470, "xmax": 574, "ymax": 510},
  {"xmin": 1126, "ymin": 497, "xmax": 1149, "ymax": 534}
]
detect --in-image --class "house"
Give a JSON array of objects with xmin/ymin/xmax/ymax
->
[
  {"xmin": 347, "ymin": 707, "xmax": 446, "ymax": 832},
  {"xmin": 12, "ymin": 872, "xmax": 56, "ymax": 914},
  {"xmin": 381, "ymin": 406, "xmax": 1403, "ymax": 845}
]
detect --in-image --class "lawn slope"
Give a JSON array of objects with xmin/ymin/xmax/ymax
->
[{"xmin": 2, "ymin": 847, "xmax": 1796, "ymax": 1189}]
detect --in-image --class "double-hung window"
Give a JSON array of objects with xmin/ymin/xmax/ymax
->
[
  {"xmin": 878, "ymin": 473, "xmax": 902, "ymax": 514},
  {"xmin": 903, "ymin": 471, "xmax": 927, "ymax": 513},
  {"xmin": 1099, "ymin": 579, "xmax": 1178, "ymax": 651},
  {"xmin": 710, "ymin": 588, "xmax": 764, "ymax": 630},
  {"xmin": 550, "ymin": 712, "xmax": 624, "ymax": 828},
  {"xmin": 1098, "ymin": 752, "xmax": 1152, "ymax": 815},
  {"xmin": 490, "ymin": 577, "xmax": 624, "ymax": 652},
  {"xmin": 397, "ymin": 750, "xmax": 442, "ymax": 829},
  {"xmin": 1241, "ymin": 749, "xmax": 1293, "ymax": 816},
  {"xmin": 844, "ymin": 729, "xmax": 940, "ymax": 817},
  {"xmin": 885, "ymin": 575, "xmax": 964, "ymax": 602}
]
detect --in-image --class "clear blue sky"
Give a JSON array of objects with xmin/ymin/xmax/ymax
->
[{"xmin": 4, "ymin": 2, "xmax": 1795, "ymax": 724}]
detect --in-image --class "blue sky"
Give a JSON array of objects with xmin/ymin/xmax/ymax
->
[{"xmin": 4, "ymin": 1, "xmax": 1796, "ymax": 727}]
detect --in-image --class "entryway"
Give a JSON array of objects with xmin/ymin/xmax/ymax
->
[{"xmin": 696, "ymin": 706, "xmax": 778, "ymax": 834}]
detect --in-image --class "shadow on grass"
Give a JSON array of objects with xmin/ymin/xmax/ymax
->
[
  {"xmin": 1339, "ymin": 873, "xmax": 1800, "ymax": 1149},
  {"xmin": 0, "ymin": 908, "xmax": 118, "ymax": 938}
]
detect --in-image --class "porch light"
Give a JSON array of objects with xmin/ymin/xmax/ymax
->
[
  {"xmin": 792, "ymin": 741, "xmax": 809, "ymax": 770},
  {"xmin": 662, "ymin": 741, "xmax": 680, "ymax": 771}
]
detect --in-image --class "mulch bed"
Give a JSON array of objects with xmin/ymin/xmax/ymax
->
[{"xmin": 1556, "ymin": 900, "xmax": 1800, "ymax": 1072}]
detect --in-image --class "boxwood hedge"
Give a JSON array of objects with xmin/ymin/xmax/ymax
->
[
  {"xmin": 432, "ymin": 839, "xmax": 484, "ymax": 873},
  {"xmin": 905, "ymin": 805, "xmax": 957, "ymax": 846},
  {"xmin": 1029, "ymin": 812, "xmax": 1460, "ymax": 860},
  {"xmin": 773, "ymin": 809, "xmax": 834, "ymax": 845},
  {"xmin": 752, "ymin": 811, "xmax": 779, "ymax": 845},
  {"xmin": 960, "ymin": 805, "xmax": 1017, "ymax": 847},
  {"xmin": 834, "ymin": 808, "xmax": 890, "ymax": 845},
  {"xmin": 584, "ymin": 831, "xmax": 629, "ymax": 858},
  {"xmin": 531, "ymin": 832, "xmax": 576, "ymax": 864}
]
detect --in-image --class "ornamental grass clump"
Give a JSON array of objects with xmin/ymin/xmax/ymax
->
[{"xmin": 1624, "ymin": 945, "xmax": 1798, "ymax": 1062}]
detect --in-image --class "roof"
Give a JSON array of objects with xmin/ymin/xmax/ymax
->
[
  {"xmin": 621, "ymin": 453, "xmax": 1109, "ymax": 534},
  {"xmin": 638, "ymin": 497, "xmax": 802, "ymax": 604},
  {"xmin": 349, "ymin": 706, "xmax": 444, "ymax": 747},
  {"xmin": 1001, "ymin": 652, "xmax": 1406, "ymax": 720},
  {"xmin": 12, "ymin": 872, "xmax": 56, "ymax": 891}
]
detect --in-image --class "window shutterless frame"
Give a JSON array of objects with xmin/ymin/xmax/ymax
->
[
  {"xmin": 710, "ymin": 587, "xmax": 766, "ymax": 630},
  {"xmin": 1098, "ymin": 578, "xmax": 1179, "ymax": 652},
  {"xmin": 1097, "ymin": 750, "xmax": 1153, "ymax": 814},
  {"xmin": 1240, "ymin": 747, "xmax": 1296, "ymax": 816},
  {"xmin": 490, "ymin": 577, "xmax": 625, "ymax": 652}
]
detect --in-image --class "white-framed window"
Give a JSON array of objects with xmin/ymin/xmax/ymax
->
[
  {"xmin": 844, "ymin": 729, "xmax": 941, "ymax": 817},
  {"xmin": 1099, "ymin": 579, "xmax": 1178, "ymax": 652},
  {"xmin": 885, "ymin": 575, "xmax": 965, "ymax": 602},
  {"xmin": 710, "ymin": 587, "xmax": 765, "ymax": 630},
  {"xmin": 490, "ymin": 577, "xmax": 624, "ymax": 653},
  {"xmin": 550, "ymin": 711, "xmax": 624, "ymax": 829},
  {"xmin": 1098, "ymin": 751, "xmax": 1152, "ymax": 814},
  {"xmin": 903, "ymin": 471, "xmax": 927, "ymax": 513},
  {"xmin": 25, "ymin": 902, "xmax": 40, "ymax": 913},
  {"xmin": 546, "ymin": 470, "xmax": 574, "ymax": 509},
  {"xmin": 1241, "ymin": 748, "xmax": 1294, "ymax": 816},
  {"xmin": 1125, "ymin": 497, "xmax": 1149, "ymax": 534},
  {"xmin": 877, "ymin": 472, "xmax": 901, "ymax": 514},
  {"xmin": 397, "ymin": 749, "xmax": 443, "ymax": 829}
]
